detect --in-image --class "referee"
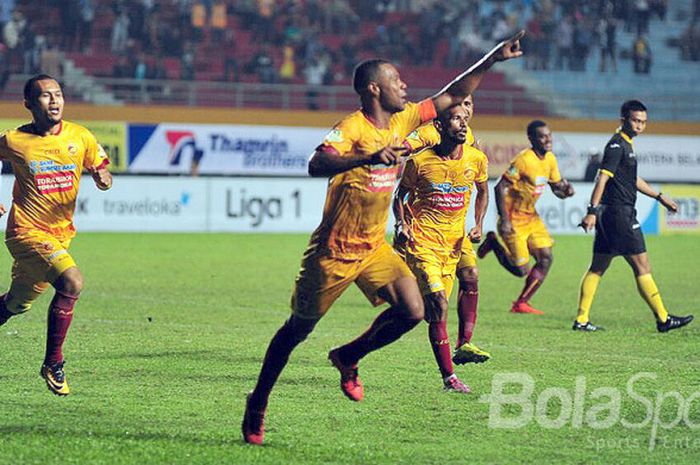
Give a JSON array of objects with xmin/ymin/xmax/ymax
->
[{"xmin": 573, "ymin": 100, "xmax": 693, "ymax": 332}]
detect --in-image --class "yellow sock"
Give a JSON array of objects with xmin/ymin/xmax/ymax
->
[
  {"xmin": 577, "ymin": 271, "xmax": 601, "ymax": 324},
  {"xmin": 636, "ymin": 274, "xmax": 669, "ymax": 323}
]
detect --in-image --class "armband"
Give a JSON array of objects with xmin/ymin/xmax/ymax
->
[{"xmin": 587, "ymin": 204, "xmax": 600, "ymax": 215}]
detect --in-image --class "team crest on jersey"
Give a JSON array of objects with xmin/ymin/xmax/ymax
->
[
  {"xmin": 407, "ymin": 130, "xmax": 420, "ymax": 140},
  {"xmin": 324, "ymin": 129, "xmax": 343, "ymax": 143},
  {"xmin": 67, "ymin": 142, "xmax": 78, "ymax": 155}
]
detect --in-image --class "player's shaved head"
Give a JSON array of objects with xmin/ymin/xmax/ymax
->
[
  {"xmin": 353, "ymin": 59, "xmax": 391, "ymax": 95},
  {"xmin": 527, "ymin": 120, "xmax": 547, "ymax": 140},
  {"xmin": 620, "ymin": 100, "xmax": 647, "ymax": 119},
  {"xmin": 24, "ymin": 74, "xmax": 61, "ymax": 103}
]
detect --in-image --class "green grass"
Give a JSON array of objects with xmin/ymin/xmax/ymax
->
[{"xmin": 1, "ymin": 233, "xmax": 699, "ymax": 465}]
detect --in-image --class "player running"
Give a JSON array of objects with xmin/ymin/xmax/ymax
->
[
  {"xmin": 0, "ymin": 75, "xmax": 112, "ymax": 396},
  {"xmin": 242, "ymin": 31, "xmax": 525, "ymax": 445},
  {"xmin": 394, "ymin": 103, "xmax": 488, "ymax": 393},
  {"xmin": 478, "ymin": 120, "xmax": 574, "ymax": 315},
  {"xmin": 574, "ymin": 100, "xmax": 693, "ymax": 332},
  {"xmin": 394, "ymin": 94, "xmax": 491, "ymax": 366}
]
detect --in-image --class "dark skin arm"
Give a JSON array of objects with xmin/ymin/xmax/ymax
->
[
  {"xmin": 468, "ymin": 180, "xmax": 489, "ymax": 242},
  {"xmin": 431, "ymin": 30, "xmax": 524, "ymax": 114},
  {"xmin": 637, "ymin": 176, "xmax": 677, "ymax": 212},
  {"xmin": 550, "ymin": 179, "xmax": 575, "ymax": 199},
  {"xmin": 494, "ymin": 176, "xmax": 513, "ymax": 236},
  {"xmin": 393, "ymin": 182, "xmax": 414, "ymax": 247},
  {"xmin": 308, "ymin": 143, "xmax": 408, "ymax": 177}
]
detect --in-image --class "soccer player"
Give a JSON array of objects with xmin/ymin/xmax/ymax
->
[
  {"xmin": 574, "ymin": 100, "xmax": 693, "ymax": 332},
  {"xmin": 478, "ymin": 120, "xmax": 574, "ymax": 315},
  {"xmin": 394, "ymin": 94, "xmax": 491, "ymax": 366},
  {"xmin": 242, "ymin": 31, "xmax": 525, "ymax": 445},
  {"xmin": 0, "ymin": 75, "xmax": 112, "ymax": 396},
  {"xmin": 394, "ymin": 103, "xmax": 488, "ymax": 392}
]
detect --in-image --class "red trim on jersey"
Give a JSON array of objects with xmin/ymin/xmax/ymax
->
[
  {"xmin": 94, "ymin": 158, "xmax": 110, "ymax": 170},
  {"xmin": 417, "ymin": 99, "xmax": 437, "ymax": 123}
]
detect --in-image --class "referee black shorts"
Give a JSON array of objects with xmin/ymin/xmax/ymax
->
[{"xmin": 593, "ymin": 205, "xmax": 647, "ymax": 256}]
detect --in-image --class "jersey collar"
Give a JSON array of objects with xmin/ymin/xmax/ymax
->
[{"xmin": 616, "ymin": 127, "xmax": 633, "ymax": 145}]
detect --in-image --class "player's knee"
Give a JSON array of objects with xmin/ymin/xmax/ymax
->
[
  {"xmin": 55, "ymin": 270, "xmax": 84, "ymax": 295},
  {"xmin": 515, "ymin": 266, "xmax": 529, "ymax": 277},
  {"xmin": 538, "ymin": 254, "xmax": 553, "ymax": 271},
  {"xmin": 459, "ymin": 266, "xmax": 479, "ymax": 283},
  {"xmin": 404, "ymin": 297, "xmax": 424, "ymax": 321},
  {"xmin": 424, "ymin": 295, "xmax": 448, "ymax": 322}
]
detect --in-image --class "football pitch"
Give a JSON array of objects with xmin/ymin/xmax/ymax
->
[{"xmin": 1, "ymin": 233, "xmax": 698, "ymax": 465}]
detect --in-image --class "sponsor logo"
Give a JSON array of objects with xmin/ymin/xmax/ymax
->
[
  {"xmin": 67, "ymin": 143, "xmax": 78, "ymax": 155},
  {"xmin": 165, "ymin": 131, "xmax": 204, "ymax": 167},
  {"xmin": 36, "ymin": 172, "xmax": 75, "ymax": 194},
  {"xmin": 29, "ymin": 160, "xmax": 76, "ymax": 175},
  {"xmin": 102, "ymin": 192, "xmax": 191, "ymax": 217},
  {"xmin": 226, "ymin": 189, "xmax": 302, "ymax": 227},
  {"xmin": 367, "ymin": 166, "xmax": 399, "ymax": 192},
  {"xmin": 209, "ymin": 133, "xmax": 305, "ymax": 169}
]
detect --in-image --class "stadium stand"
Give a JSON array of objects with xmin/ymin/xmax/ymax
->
[{"xmin": 1, "ymin": 0, "xmax": 698, "ymax": 118}]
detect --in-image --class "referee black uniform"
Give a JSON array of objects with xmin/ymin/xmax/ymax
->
[{"xmin": 594, "ymin": 129, "xmax": 646, "ymax": 256}]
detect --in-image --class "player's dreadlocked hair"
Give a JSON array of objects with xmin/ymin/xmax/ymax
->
[
  {"xmin": 620, "ymin": 100, "xmax": 647, "ymax": 119},
  {"xmin": 23, "ymin": 74, "xmax": 61, "ymax": 102},
  {"xmin": 352, "ymin": 59, "xmax": 391, "ymax": 96}
]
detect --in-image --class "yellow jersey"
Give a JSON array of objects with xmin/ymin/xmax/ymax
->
[
  {"xmin": 311, "ymin": 100, "xmax": 437, "ymax": 260},
  {"xmin": 401, "ymin": 143, "xmax": 488, "ymax": 257},
  {"xmin": 0, "ymin": 120, "xmax": 110, "ymax": 241},
  {"xmin": 404, "ymin": 123, "xmax": 475, "ymax": 153},
  {"xmin": 502, "ymin": 148, "xmax": 561, "ymax": 218}
]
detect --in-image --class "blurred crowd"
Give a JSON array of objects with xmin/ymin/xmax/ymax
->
[{"xmin": 0, "ymin": 0, "xmax": 697, "ymax": 96}]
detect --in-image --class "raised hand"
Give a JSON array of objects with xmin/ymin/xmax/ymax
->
[{"xmin": 494, "ymin": 30, "xmax": 525, "ymax": 62}]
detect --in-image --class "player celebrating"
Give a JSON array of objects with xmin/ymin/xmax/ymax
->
[
  {"xmin": 574, "ymin": 100, "xmax": 693, "ymax": 332},
  {"xmin": 478, "ymin": 120, "xmax": 574, "ymax": 315},
  {"xmin": 394, "ymin": 104, "xmax": 488, "ymax": 392},
  {"xmin": 0, "ymin": 75, "xmax": 112, "ymax": 396},
  {"xmin": 394, "ymin": 94, "xmax": 491, "ymax": 365},
  {"xmin": 242, "ymin": 31, "xmax": 525, "ymax": 445}
]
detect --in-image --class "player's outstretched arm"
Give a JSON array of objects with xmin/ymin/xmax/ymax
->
[
  {"xmin": 636, "ymin": 176, "xmax": 678, "ymax": 212},
  {"xmin": 431, "ymin": 30, "xmax": 524, "ymax": 114},
  {"xmin": 308, "ymin": 144, "xmax": 408, "ymax": 177},
  {"xmin": 469, "ymin": 180, "xmax": 489, "ymax": 242}
]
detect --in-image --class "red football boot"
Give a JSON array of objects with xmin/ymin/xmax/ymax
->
[
  {"xmin": 242, "ymin": 392, "xmax": 265, "ymax": 445},
  {"xmin": 511, "ymin": 301, "xmax": 544, "ymax": 315},
  {"xmin": 328, "ymin": 348, "xmax": 363, "ymax": 401}
]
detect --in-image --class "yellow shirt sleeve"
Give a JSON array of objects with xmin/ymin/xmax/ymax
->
[
  {"xmin": 393, "ymin": 100, "xmax": 437, "ymax": 141},
  {"xmin": 83, "ymin": 129, "xmax": 111, "ymax": 170},
  {"xmin": 503, "ymin": 154, "xmax": 525, "ymax": 183},
  {"xmin": 405, "ymin": 124, "xmax": 440, "ymax": 152},
  {"xmin": 318, "ymin": 115, "xmax": 360, "ymax": 156}
]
